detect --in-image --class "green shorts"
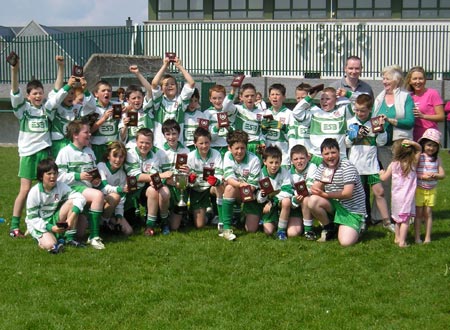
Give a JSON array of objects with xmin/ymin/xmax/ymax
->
[
  {"xmin": 242, "ymin": 200, "xmax": 263, "ymax": 217},
  {"xmin": 289, "ymin": 206, "xmax": 302, "ymax": 218},
  {"xmin": 18, "ymin": 148, "xmax": 51, "ymax": 180},
  {"xmin": 189, "ymin": 189, "xmax": 211, "ymax": 211},
  {"xmin": 91, "ymin": 144, "xmax": 107, "ymax": 162},
  {"xmin": 261, "ymin": 202, "xmax": 279, "ymax": 223},
  {"xmin": 360, "ymin": 174, "xmax": 381, "ymax": 186},
  {"xmin": 330, "ymin": 199, "xmax": 364, "ymax": 232},
  {"xmin": 247, "ymin": 141, "xmax": 262, "ymax": 161},
  {"xmin": 30, "ymin": 211, "xmax": 60, "ymax": 241}
]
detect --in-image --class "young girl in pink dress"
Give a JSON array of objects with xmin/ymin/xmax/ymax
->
[{"xmin": 380, "ymin": 139, "xmax": 421, "ymax": 247}]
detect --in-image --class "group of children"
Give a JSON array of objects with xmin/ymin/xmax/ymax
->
[{"xmin": 7, "ymin": 54, "xmax": 446, "ymax": 253}]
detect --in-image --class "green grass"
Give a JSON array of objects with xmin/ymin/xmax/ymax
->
[{"xmin": 0, "ymin": 147, "xmax": 449, "ymax": 329}]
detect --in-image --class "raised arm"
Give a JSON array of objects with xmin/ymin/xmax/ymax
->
[
  {"xmin": 129, "ymin": 65, "xmax": 152, "ymax": 99},
  {"xmin": 174, "ymin": 58, "xmax": 195, "ymax": 88},
  {"xmin": 151, "ymin": 57, "xmax": 170, "ymax": 89},
  {"xmin": 11, "ymin": 59, "xmax": 20, "ymax": 93},
  {"xmin": 54, "ymin": 56, "xmax": 65, "ymax": 90}
]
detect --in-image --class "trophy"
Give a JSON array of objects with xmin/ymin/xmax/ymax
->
[
  {"xmin": 240, "ymin": 185, "xmax": 254, "ymax": 203},
  {"xmin": 320, "ymin": 167, "xmax": 335, "ymax": 184},
  {"xmin": 198, "ymin": 118, "xmax": 210, "ymax": 130},
  {"xmin": 259, "ymin": 177, "xmax": 274, "ymax": 195},
  {"xmin": 203, "ymin": 167, "xmax": 215, "ymax": 180},
  {"xmin": 150, "ymin": 173, "xmax": 163, "ymax": 190},
  {"xmin": 127, "ymin": 110, "xmax": 138, "ymax": 126},
  {"xmin": 294, "ymin": 180, "xmax": 309, "ymax": 197},
  {"xmin": 165, "ymin": 52, "xmax": 176, "ymax": 62},
  {"xmin": 6, "ymin": 51, "xmax": 19, "ymax": 67},
  {"xmin": 231, "ymin": 74, "xmax": 245, "ymax": 88},
  {"xmin": 127, "ymin": 175, "xmax": 138, "ymax": 191},
  {"xmin": 87, "ymin": 168, "xmax": 101, "ymax": 180},
  {"xmin": 174, "ymin": 173, "xmax": 188, "ymax": 214},
  {"xmin": 176, "ymin": 153, "xmax": 188, "ymax": 170},
  {"xmin": 309, "ymin": 84, "xmax": 324, "ymax": 94},
  {"xmin": 72, "ymin": 65, "xmax": 84, "ymax": 78},
  {"xmin": 217, "ymin": 112, "xmax": 229, "ymax": 128}
]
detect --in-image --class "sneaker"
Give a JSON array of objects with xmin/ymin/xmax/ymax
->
[
  {"xmin": 360, "ymin": 222, "xmax": 367, "ymax": 234},
  {"xmin": 217, "ymin": 222, "xmax": 224, "ymax": 237},
  {"xmin": 304, "ymin": 230, "xmax": 317, "ymax": 241},
  {"xmin": 383, "ymin": 221, "xmax": 395, "ymax": 233},
  {"xmin": 277, "ymin": 231, "xmax": 287, "ymax": 241},
  {"xmin": 222, "ymin": 229, "xmax": 236, "ymax": 241},
  {"xmin": 144, "ymin": 227, "xmax": 155, "ymax": 237},
  {"xmin": 49, "ymin": 243, "xmax": 64, "ymax": 254},
  {"xmin": 9, "ymin": 229, "xmax": 25, "ymax": 238},
  {"xmin": 66, "ymin": 240, "xmax": 86, "ymax": 248},
  {"xmin": 210, "ymin": 215, "xmax": 220, "ymax": 225},
  {"xmin": 317, "ymin": 229, "xmax": 335, "ymax": 242},
  {"xmin": 162, "ymin": 225, "xmax": 170, "ymax": 235},
  {"xmin": 87, "ymin": 236, "xmax": 105, "ymax": 250}
]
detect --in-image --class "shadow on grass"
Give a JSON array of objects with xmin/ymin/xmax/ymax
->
[{"xmin": 359, "ymin": 228, "xmax": 386, "ymax": 242}]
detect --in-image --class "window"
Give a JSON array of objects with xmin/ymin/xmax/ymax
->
[
  {"xmin": 274, "ymin": 0, "xmax": 327, "ymax": 19},
  {"xmin": 158, "ymin": 0, "xmax": 204, "ymax": 20},
  {"xmin": 402, "ymin": 0, "xmax": 450, "ymax": 18},
  {"xmin": 335, "ymin": 0, "xmax": 391, "ymax": 19},
  {"xmin": 214, "ymin": 0, "xmax": 264, "ymax": 19}
]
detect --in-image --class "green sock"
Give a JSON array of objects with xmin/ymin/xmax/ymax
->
[
  {"xmin": 146, "ymin": 215, "xmax": 157, "ymax": 228},
  {"xmin": 88, "ymin": 210, "xmax": 102, "ymax": 239},
  {"xmin": 160, "ymin": 213, "xmax": 169, "ymax": 226},
  {"xmin": 221, "ymin": 198, "xmax": 235, "ymax": 230},
  {"xmin": 277, "ymin": 219, "xmax": 288, "ymax": 233},
  {"xmin": 64, "ymin": 229, "xmax": 77, "ymax": 241},
  {"xmin": 303, "ymin": 219, "xmax": 313, "ymax": 232},
  {"xmin": 10, "ymin": 216, "xmax": 21, "ymax": 230}
]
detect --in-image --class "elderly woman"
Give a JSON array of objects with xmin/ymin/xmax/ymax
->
[
  {"xmin": 371, "ymin": 65, "xmax": 415, "ymax": 228},
  {"xmin": 404, "ymin": 66, "xmax": 444, "ymax": 141}
]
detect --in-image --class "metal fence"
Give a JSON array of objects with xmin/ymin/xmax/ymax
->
[{"xmin": 1, "ymin": 22, "xmax": 450, "ymax": 83}]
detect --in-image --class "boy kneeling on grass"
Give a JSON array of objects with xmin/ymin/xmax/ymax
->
[
  {"xmin": 26, "ymin": 159, "xmax": 86, "ymax": 253},
  {"xmin": 308, "ymin": 138, "xmax": 366, "ymax": 246},
  {"xmin": 256, "ymin": 146, "xmax": 293, "ymax": 240}
]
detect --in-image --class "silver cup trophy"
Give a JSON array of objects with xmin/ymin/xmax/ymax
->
[{"xmin": 174, "ymin": 173, "xmax": 188, "ymax": 214}]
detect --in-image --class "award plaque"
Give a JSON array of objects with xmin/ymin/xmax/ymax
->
[
  {"xmin": 263, "ymin": 114, "xmax": 274, "ymax": 121},
  {"xmin": 6, "ymin": 51, "xmax": 19, "ymax": 67},
  {"xmin": 258, "ymin": 177, "xmax": 274, "ymax": 195},
  {"xmin": 165, "ymin": 52, "xmax": 176, "ymax": 62},
  {"xmin": 320, "ymin": 167, "xmax": 335, "ymax": 184},
  {"xmin": 126, "ymin": 175, "xmax": 138, "ymax": 191},
  {"xmin": 198, "ymin": 118, "xmax": 210, "ymax": 130},
  {"xmin": 112, "ymin": 104, "xmax": 122, "ymax": 119},
  {"xmin": 230, "ymin": 74, "xmax": 245, "ymax": 88},
  {"xmin": 175, "ymin": 153, "xmax": 188, "ymax": 169},
  {"xmin": 240, "ymin": 185, "xmax": 254, "ymax": 203},
  {"xmin": 217, "ymin": 112, "xmax": 229, "ymax": 128},
  {"xmin": 294, "ymin": 180, "xmax": 309, "ymax": 197},
  {"xmin": 56, "ymin": 221, "xmax": 68, "ymax": 229},
  {"xmin": 309, "ymin": 84, "xmax": 324, "ymax": 94},
  {"xmin": 203, "ymin": 167, "xmax": 215, "ymax": 181},
  {"xmin": 72, "ymin": 65, "xmax": 84, "ymax": 78},
  {"xmin": 370, "ymin": 116, "xmax": 384, "ymax": 133},
  {"xmin": 127, "ymin": 110, "xmax": 138, "ymax": 126},
  {"xmin": 150, "ymin": 173, "xmax": 163, "ymax": 190},
  {"xmin": 87, "ymin": 168, "xmax": 101, "ymax": 180}
]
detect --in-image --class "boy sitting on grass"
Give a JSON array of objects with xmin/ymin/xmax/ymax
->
[{"xmin": 26, "ymin": 159, "xmax": 86, "ymax": 253}]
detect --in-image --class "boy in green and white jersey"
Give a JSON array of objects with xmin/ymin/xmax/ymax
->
[
  {"xmin": 119, "ymin": 65, "xmax": 154, "ymax": 148},
  {"xmin": 292, "ymin": 87, "xmax": 352, "ymax": 158},
  {"xmin": 261, "ymin": 83, "xmax": 292, "ymax": 167},
  {"xmin": 288, "ymin": 83, "xmax": 313, "ymax": 155},
  {"xmin": 9, "ymin": 58, "xmax": 52, "ymax": 238},
  {"xmin": 90, "ymin": 80, "xmax": 120, "ymax": 160},
  {"xmin": 151, "ymin": 55, "xmax": 195, "ymax": 149},
  {"xmin": 183, "ymin": 88, "xmax": 207, "ymax": 151},
  {"xmin": 222, "ymin": 83, "xmax": 265, "ymax": 157},
  {"xmin": 187, "ymin": 127, "xmax": 224, "ymax": 229},
  {"xmin": 124, "ymin": 128, "xmax": 173, "ymax": 236},
  {"xmin": 221, "ymin": 130, "xmax": 261, "ymax": 241},
  {"xmin": 26, "ymin": 159, "xmax": 86, "ymax": 253}
]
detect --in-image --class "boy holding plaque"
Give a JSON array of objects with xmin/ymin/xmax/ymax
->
[
  {"xmin": 203, "ymin": 84, "xmax": 234, "ymax": 158},
  {"xmin": 187, "ymin": 127, "xmax": 224, "ymax": 229},
  {"xmin": 124, "ymin": 128, "xmax": 172, "ymax": 237},
  {"xmin": 183, "ymin": 88, "xmax": 208, "ymax": 151},
  {"xmin": 256, "ymin": 146, "xmax": 293, "ymax": 240},
  {"xmin": 151, "ymin": 55, "xmax": 195, "ymax": 149},
  {"xmin": 309, "ymin": 138, "xmax": 366, "ymax": 246},
  {"xmin": 9, "ymin": 57, "xmax": 52, "ymax": 238},
  {"xmin": 345, "ymin": 94, "xmax": 391, "ymax": 232},
  {"xmin": 160, "ymin": 119, "xmax": 190, "ymax": 232},
  {"xmin": 97, "ymin": 141, "xmax": 133, "ymax": 236},
  {"xmin": 289, "ymin": 144, "xmax": 321, "ymax": 240},
  {"xmin": 221, "ymin": 130, "xmax": 261, "ymax": 240},
  {"xmin": 90, "ymin": 80, "xmax": 121, "ymax": 160},
  {"xmin": 119, "ymin": 65, "xmax": 154, "ymax": 148}
]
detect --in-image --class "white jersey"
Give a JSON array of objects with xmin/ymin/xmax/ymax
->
[
  {"xmin": 223, "ymin": 150, "xmax": 261, "ymax": 188},
  {"xmin": 187, "ymin": 148, "xmax": 224, "ymax": 192},
  {"xmin": 345, "ymin": 116, "xmax": 387, "ymax": 175},
  {"xmin": 91, "ymin": 101, "xmax": 120, "ymax": 146},
  {"xmin": 183, "ymin": 110, "xmax": 207, "ymax": 147},
  {"xmin": 262, "ymin": 106, "xmax": 292, "ymax": 166},
  {"xmin": 25, "ymin": 181, "xmax": 86, "ymax": 234},
  {"xmin": 118, "ymin": 98, "xmax": 154, "ymax": 147},
  {"xmin": 256, "ymin": 166, "xmax": 293, "ymax": 204},
  {"xmin": 161, "ymin": 142, "xmax": 190, "ymax": 170},
  {"xmin": 97, "ymin": 161, "xmax": 127, "ymax": 217},
  {"xmin": 203, "ymin": 107, "xmax": 235, "ymax": 148},
  {"xmin": 152, "ymin": 84, "xmax": 195, "ymax": 149},
  {"xmin": 11, "ymin": 89, "xmax": 52, "ymax": 157},
  {"xmin": 55, "ymin": 143, "xmax": 97, "ymax": 188}
]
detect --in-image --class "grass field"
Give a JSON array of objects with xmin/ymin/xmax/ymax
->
[{"xmin": 0, "ymin": 147, "xmax": 449, "ymax": 329}]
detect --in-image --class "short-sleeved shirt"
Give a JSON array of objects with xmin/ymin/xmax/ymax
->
[{"xmin": 223, "ymin": 150, "xmax": 261, "ymax": 188}]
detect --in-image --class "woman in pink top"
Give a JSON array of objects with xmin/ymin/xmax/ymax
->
[{"xmin": 404, "ymin": 66, "xmax": 444, "ymax": 141}]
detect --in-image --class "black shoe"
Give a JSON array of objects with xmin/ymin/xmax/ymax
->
[{"xmin": 304, "ymin": 230, "xmax": 317, "ymax": 240}]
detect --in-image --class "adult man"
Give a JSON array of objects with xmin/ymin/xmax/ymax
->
[{"xmin": 330, "ymin": 55, "xmax": 374, "ymax": 98}]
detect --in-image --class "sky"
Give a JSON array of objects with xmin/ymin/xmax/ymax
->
[{"xmin": 0, "ymin": 0, "xmax": 148, "ymax": 27}]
